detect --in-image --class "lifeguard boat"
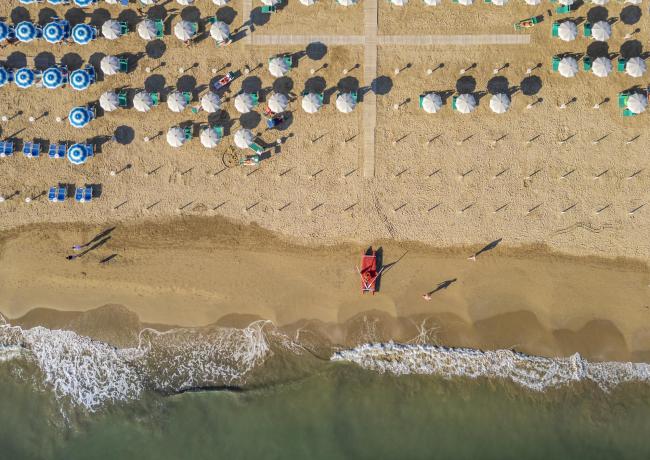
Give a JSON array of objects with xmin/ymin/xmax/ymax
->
[{"xmin": 358, "ymin": 247, "xmax": 384, "ymax": 294}]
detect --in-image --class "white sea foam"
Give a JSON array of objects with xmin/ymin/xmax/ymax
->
[{"xmin": 332, "ymin": 342, "xmax": 650, "ymax": 392}]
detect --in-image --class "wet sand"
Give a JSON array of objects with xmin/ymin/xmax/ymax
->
[{"xmin": 0, "ymin": 218, "xmax": 648, "ymax": 362}]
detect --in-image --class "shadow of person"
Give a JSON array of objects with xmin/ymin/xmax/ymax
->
[
  {"xmin": 468, "ymin": 238, "xmax": 503, "ymax": 261},
  {"xmin": 423, "ymin": 278, "xmax": 458, "ymax": 299}
]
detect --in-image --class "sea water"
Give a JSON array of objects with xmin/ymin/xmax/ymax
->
[{"xmin": 1, "ymin": 320, "xmax": 650, "ymax": 459}]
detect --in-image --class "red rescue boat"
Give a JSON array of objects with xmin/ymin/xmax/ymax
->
[{"xmin": 357, "ymin": 248, "xmax": 384, "ymax": 294}]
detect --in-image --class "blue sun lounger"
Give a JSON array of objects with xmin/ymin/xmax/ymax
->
[
  {"xmin": 22, "ymin": 141, "xmax": 40, "ymax": 158},
  {"xmin": 48, "ymin": 186, "xmax": 67, "ymax": 202},
  {"xmin": 0, "ymin": 140, "xmax": 14, "ymax": 157},
  {"xmin": 74, "ymin": 186, "xmax": 93, "ymax": 203},
  {"xmin": 48, "ymin": 143, "xmax": 66, "ymax": 159},
  {"xmin": 84, "ymin": 64, "xmax": 97, "ymax": 84}
]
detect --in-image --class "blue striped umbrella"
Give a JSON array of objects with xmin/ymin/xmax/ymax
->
[
  {"xmin": 42, "ymin": 67, "xmax": 64, "ymax": 89},
  {"xmin": 67, "ymin": 144, "xmax": 89, "ymax": 165},
  {"xmin": 74, "ymin": 0, "xmax": 96, "ymax": 7},
  {"xmin": 0, "ymin": 22, "xmax": 10, "ymax": 42},
  {"xmin": 47, "ymin": 0, "xmax": 66, "ymax": 4},
  {"xmin": 68, "ymin": 107, "xmax": 92, "ymax": 128},
  {"xmin": 69, "ymin": 69, "xmax": 91, "ymax": 91},
  {"xmin": 15, "ymin": 22, "xmax": 38, "ymax": 43},
  {"xmin": 43, "ymin": 22, "xmax": 65, "ymax": 44},
  {"xmin": 19, "ymin": 0, "xmax": 37, "ymax": 4},
  {"xmin": 14, "ymin": 68, "xmax": 35, "ymax": 89},
  {"xmin": 0, "ymin": 67, "xmax": 10, "ymax": 87},
  {"xmin": 72, "ymin": 24, "xmax": 94, "ymax": 45}
]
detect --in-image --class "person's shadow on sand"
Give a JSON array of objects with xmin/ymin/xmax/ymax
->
[{"xmin": 422, "ymin": 279, "xmax": 457, "ymax": 301}]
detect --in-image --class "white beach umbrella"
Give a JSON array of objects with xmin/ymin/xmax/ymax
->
[
  {"xmin": 174, "ymin": 20, "xmax": 196, "ymax": 42},
  {"xmin": 391, "ymin": 0, "xmax": 408, "ymax": 5},
  {"xmin": 100, "ymin": 55, "xmax": 120, "ymax": 76},
  {"xmin": 592, "ymin": 0, "xmax": 608, "ymax": 4},
  {"xmin": 624, "ymin": 0, "xmax": 641, "ymax": 4},
  {"xmin": 336, "ymin": 93, "xmax": 357, "ymax": 113},
  {"xmin": 592, "ymin": 21, "xmax": 611, "ymax": 41},
  {"xmin": 200, "ymin": 127, "xmax": 221, "ymax": 148},
  {"xmin": 524, "ymin": 0, "xmax": 540, "ymax": 4},
  {"xmin": 424, "ymin": 0, "xmax": 441, "ymax": 4},
  {"xmin": 558, "ymin": 21, "xmax": 577, "ymax": 42},
  {"xmin": 626, "ymin": 57, "xmax": 646, "ymax": 78},
  {"xmin": 139, "ymin": 0, "xmax": 158, "ymax": 4},
  {"xmin": 137, "ymin": 19, "xmax": 157, "ymax": 41},
  {"xmin": 261, "ymin": 0, "xmax": 280, "ymax": 4},
  {"xmin": 133, "ymin": 91, "xmax": 154, "ymax": 112},
  {"xmin": 167, "ymin": 127, "xmax": 187, "ymax": 148},
  {"xmin": 489, "ymin": 93, "xmax": 510, "ymax": 114},
  {"xmin": 457, "ymin": 0, "xmax": 473, "ymax": 5},
  {"xmin": 268, "ymin": 57, "xmax": 290, "ymax": 78},
  {"xmin": 99, "ymin": 91, "xmax": 120, "ymax": 112},
  {"xmin": 591, "ymin": 57, "xmax": 612, "ymax": 77},
  {"xmin": 421, "ymin": 93, "xmax": 442, "ymax": 113},
  {"xmin": 300, "ymin": 0, "xmax": 315, "ymax": 4},
  {"xmin": 210, "ymin": 21, "xmax": 230, "ymax": 43},
  {"xmin": 102, "ymin": 19, "xmax": 122, "ymax": 40},
  {"xmin": 558, "ymin": 0, "xmax": 573, "ymax": 5},
  {"xmin": 201, "ymin": 92, "xmax": 221, "ymax": 113},
  {"xmin": 268, "ymin": 93, "xmax": 289, "ymax": 113},
  {"xmin": 234, "ymin": 128, "xmax": 254, "ymax": 149},
  {"xmin": 455, "ymin": 94, "xmax": 476, "ymax": 114},
  {"xmin": 213, "ymin": 0, "xmax": 229, "ymax": 5},
  {"xmin": 492, "ymin": 0, "xmax": 508, "ymax": 5},
  {"xmin": 627, "ymin": 93, "xmax": 647, "ymax": 114},
  {"xmin": 558, "ymin": 57, "xmax": 578, "ymax": 78},
  {"xmin": 302, "ymin": 93, "xmax": 322, "ymax": 113},
  {"xmin": 167, "ymin": 91, "xmax": 188, "ymax": 112},
  {"xmin": 336, "ymin": 0, "xmax": 358, "ymax": 5},
  {"xmin": 235, "ymin": 93, "xmax": 255, "ymax": 113},
  {"xmin": 177, "ymin": 0, "xmax": 194, "ymax": 4}
]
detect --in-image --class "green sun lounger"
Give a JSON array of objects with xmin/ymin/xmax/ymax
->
[
  {"xmin": 118, "ymin": 91, "xmax": 128, "ymax": 108},
  {"xmin": 617, "ymin": 57, "xmax": 626, "ymax": 72},
  {"xmin": 623, "ymin": 109, "xmax": 637, "ymax": 117},
  {"xmin": 182, "ymin": 92, "xmax": 192, "ymax": 104},
  {"xmin": 150, "ymin": 92, "xmax": 160, "ymax": 106},
  {"xmin": 261, "ymin": 5, "xmax": 276, "ymax": 13},
  {"xmin": 555, "ymin": 4, "xmax": 571, "ymax": 14},
  {"xmin": 250, "ymin": 92, "xmax": 260, "ymax": 107},
  {"xmin": 583, "ymin": 22, "xmax": 592, "ymax": 37},
  {"xmin": 154, "ymin": 19, "xmax": 164, "ymax": 39},
  {"xmin": 451, "ymin": 95, "xmax": 458, "ymax": 111},
  {"xmin": 214, "ymin": 126, "xmax": 224, "ymax": 139},
  {"xmin": 552, "ymin": 56, "xmax": 560, "ymax": 72},
  {"xmin": 583, "ymin": 56, "xmax": 592, "ymax": 71},
  {"xmin": 249, "ymin": 142, "xmax": 264, "ymax": 153},
  {"xmin": 118, "ymin": 58, "xmax": 128, "ymax": 73},
  {"xmin": 618, "ymin": 93, "xmax": 629, "ymax": 108},
  {"xmin": 552, "ymin": 22, "xmax": 559, "ymax": 37},
  {"xmin": 119, "ymin": 21, "xmax": 129, "ymax": 36},
  {"xmin": 183, "ymin": 126, "xmax": 192, "ymax": 140}
]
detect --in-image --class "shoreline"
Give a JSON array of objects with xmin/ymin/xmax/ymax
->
[{"xmin": 1, "ymin": 217, "xmax": 648, "ymax": 363}]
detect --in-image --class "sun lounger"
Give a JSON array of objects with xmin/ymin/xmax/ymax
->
[
  {"xmin": 551, "ymin": 22, "xmax": 559, "ymax": 37},
  {"xmin": 119, "ymin": 21, "xmax": 129, "ymax": 36},
  {"xmin": 22, "ymin": 142, "xmax": 40, "ymax": 158},
  {"xmin": 552, "ymin": 56, "xmax": 560, "ymax": 72},
  {"xmin": 214, "ymin": 126, "xmax": 224, "ymax": 139},
  {"xmin": 213, "ymin": 72, "xmax": 235, "ymax": 91},
  {"xmin": 75, "ymin": 186, "xmax": 93, "ymax": 202},
  {"xmin": 183, "ymin": 126, "xmax": 192, "ymax": 140},
  {"xmin": 154, "ymin": 19, "xmax": 164, "ymax": 39},
  {"xmin": 249, "ymin": 142, "xmax": 264, "ymax": 154},
  {"xmin": 618, "ymin": 92, "xmax": 629, "ymax": 108},
  {"xmin": 240, "ymin": 154, "xmax": 261, "ymax": 166},
  {"xmin": 118, "ymin": 58, "xmax": 128, "ymax": 73},
  {"xmin": 48, "ymin": 186, "xmax": 66, "ymax": 202},
  {"xmin": 583, "ymin": 22, "xmax": 592, "ymax": 38},
  {"xmin": 623, "ymin": 109, "xmax": 637, "ymax": 117},
  {"xmin": 283, "ymin": 55, "xmax": 292, "ymax": 69},
  {"xmin": 84, "ymin": 64, "xmax": 96, "ymax": 83},
  {"xmin": 0, "ymin": 141, "xmax": 14, "ymax": 158},
  {"xmin": 555, "ymin": 4, "xmax": 572, "ymax": 14},
  {"xmin": 583, "ymin": 56, "xmax": 592, "ymax": 71},
  {"xmin": 250, "ymin": 91, "xmax": 260, "ymax": 107},
  {"xmin": 48, "ymin": 143, "xmax": 66, "ymax": 159},
  {"xmin": 452, "ymin": 95, "xmax": 458, "ymax": 111},
  {"xmin": 514, "ymin": 17, "xmax": 540, "ymax": 31},
  {"xmin": 261, "ymin": 5, "xmax": 277, "ymax": 13},
  {"xmin": 617, "ymin": 57, "xmax": 626, "ymax": 72},
  {"xmin": 118, "ymin": 91, "xmax": 128, "ymax": 108},
  {"xmin": 150, "ymin": 92, "xmax": 160, "ymax": 106},
  {"xmin": 182, "ymin": 92, "xmax": 192, "ymax": 104}
]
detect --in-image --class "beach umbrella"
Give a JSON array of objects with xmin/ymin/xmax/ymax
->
[
  {"xmin": 592, "ymin": 21, "xmax": 611, "ymax": 41},
  {"xmin": 177, "ymin": 0, "xmax": 194, "ymax": 4},
  {"xmin": 73, "ymin": 0, "xmax": 96, "ymax": 6},
  {"xmin": 167, "ymin": 127, "xmax": 187, "ymax": 148},
  {"xmin": 100, "ymin": 56, "xmax": 120, "ymax": 76},
  {"xmin": 47, "ymin": 0, "xmax": 66, "ymax": 4},
  {"xmin": 137, "ymin": 19, "xmax": 157, "ymax": 41},
  {"xmin": 424, "ymin": 0, "xmax": 441, "ymax": 5},
  {"xmin": 455, "ymin": 93, "xmax": 476, "ymax": 114},
  {"xmin": 139, "ymin": 0, "xmax": 158, "ymax": 4},
  {"xmin": 67, "ymin": 144, "xmax": 89, "ymax": 165},
  {"xmin": 200, "ymin": 92, "xmax": 221, "ymax": 113},
  {"xmin": 300, "ymin": 0, "xmax": 316, "ymax": 5},
  {"xmin": 213, "ymin": 0, "xmax": 229, "ymax": 5},
  {"xmin": 421, "ymin": 93, "xmax": 442, "ymax": 113},
  {"xmin": 624, "ymin": 0, "xmax": 641, "ymax": 3},
  {"xmin": 0, "ymin": 67, "xmax": 10, "ymax": 87},
  {"xmin": 268, "ymin": 93, "xmax": 289, "ymax": 113},
  {"xmin": 70, "ymin": 69, "xmax": 92, "ymax": 91},
  {"xmin": 43, "ymin": 22, "xmax": 65, "ymax": 44},
  {"xmin": 337, "ymin": 0, "xmax": 358, "ymax": 5},
  {"xmin": 268, "ymin": 57, "xmax": 290, "ymax": 77},
  {"xmin": 558, "ymin": 21, "xmax": 577, "ymax": 42},
  {"xmin": 626, "ymin": 93, "xmax": 647, "ymax": 114},
  {"xmin": 167, "ymin": 91, "xmax": 188, "ymax": 112},
  {"xmin": 391, "ymin": 0, "xmax": 408, "ymax": 5},
  {"xmin": 234, "ymin": 129, "xmax": 254, "ymax": 149},
  {"xmin": 133, "ymin": 92, "xmax": 154, "ymax": 112},
  {"xmin": 42, "ymin": 67, "xmax": 64, "ymax": 89},
  {"xmin": 491, "ymin": 0, "xmax": 508, "ymax": 5},
  {"xmin": 210, "ymin": 21, "xmax": 230, "ymax": 43},
  {"xmin": 592, "ymin": 0, "xmax": 608, "ymax": 4},
  {"xmin": 558, "ymin": 0, "xmax": 573, "ymax": 4},
  {"xmin": 336, "ymin": 93, "xmax": 357, "ymax": 113},
  {"xmin": 457, "ymin": 0, "xmax": 473, "ymax": 5},
  {"xmin": 302, "ymin": 92, "xmax": 322, "ymax": 113},
  {"xmin": 14, "ymin": 68, "xmax": 35, "ymax": 89},
  {"xmin": 558, "ymin": 57, "xmax": 578, "ymax": 78},
  {"xmin": 200, "ymin": 127, "xmax": 221, "ymax": 148},
  {"xmin": 626, "ymin": 57, "xmax": 646, "ymax": 78},
  {"xmin": 19, "ymin": 0, "xmax": 37, "ymax": 3},
  {"xmin": 489, "ymin": 93, "xmax": 510, "ymax": 114},
  {"xmin": 15, "ymin": 22, "xmax": 38, "ymax": 43},
  {"xmin": 100, "ymin": 91, "xmax": 120, "ymax": 112},
  {"xmin": 0, "ymin": 22, "xmax": 11, "ymax": 42},
  {"xmin": 524, "ymin": 0, "xmax": 540, "ymax": 4},
  {"xmin": 591, "ymin": 57, "xmax": 612, "ymax": 77},
  {"xmin": 262, "ymin": 0, "xmax": 280, "ymax": 4},
  {"xmin": 102, "ymin": 20, "xmax": 122, "ymax": 40},
  {"xmin": 234, "ymin": 93, "xmax": 255, "ymax": 113},
  {"xmin": 174, "ymin": 21, "xmax": 196, "ymax": 42},
  {"xmin": 72, "ymin": 24, "xmax": 95, "ymax": 45},
  {"xmin": 68, "ymin": 107, "xmax": 92, "ymax": 128}
]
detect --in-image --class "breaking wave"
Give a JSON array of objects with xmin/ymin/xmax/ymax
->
[
  {"xmin": 0, "ymin": 321, "xmax": 273, "ymax": 411},
  {"xmin": 332, "ymin": 343, "xmax": 650, "ymax": 392}
]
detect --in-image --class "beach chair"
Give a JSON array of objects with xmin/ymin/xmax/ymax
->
[
  {"xmin": 283, "ymin": 55, "xmax": 293, "ymax": 70},
  {"xmin": 451, "ymin": 95, "xmax": 458, "ymax": 111},
  {"xmin": 240, "ymin": 154, "xmax": 261, "ymax": 166},
  {"xmin": 514, "ymin": 17, "xmax": 540, "ymax": 31},
  {"xmin": 84, "ymin": 65, "xmax": 96, "ymax": 83},
  {"xmin": 150, "ymin": 92, "xmax": 160, "ymax": 106},
  {"xmin": 250, "ymin": 92, "xmax": 260, "ymax": 107},
  {"xmin": 583, "ymin": 56, "xmax": 592, "ymax": 72},
  {"xmin": 623, "ymin": 109, "xmax": 637, "ymax": 117},
  {"xmin": 261, "ymin": 5, "xmax": 277, "ymax": 13},
  {"xmin": 84, "ymin": 144, "xmax": 95, "ymax": 158},
  {"xmin": 618, "ymin": 92, "xmax": 629, "ymax": 108},
  {"xmin": 213, "ymin": 72, "xmax": 235, "ymax": 91},
  {"xmin": 48, "ymin": 143, "xmax": 66, "ymax": 159},
  {"xmin": 183, "ymin": 126, "xmax": 192, "ymax": 141},
  {"xmin": 0, "ymin": 141, "xmax": 14, "ymax": 158},
  {"xmin": 555, "ymin": 4, "xmax": 572, "ymax": 14},
  {"xmin": 74, "ymin": 186, "xmax": 93, "ymax": 203},
  {"xmin": 350, "ymin": 91, "xmax": 358, "ymax": 103},
  {"xmin": 552, "ymin": 56, "xmax": 560, "ymax": 72},
  {"xmin": 22, "ymin": 142, "xmax": 40, "ymax": 158},
  {"xmin": 551, "ymin": 22, "xmax": 560, "ymax": 37},
  {"xmin": 182, "ymin": 92, "xmax": 192, "ymax": 104},
  {"xmin": 617, "ymin": 57, "xmax": 626, "ymax": 72},
  {"xmin": 119, "ymin": 21, "xmax": 129, "ymax": 36},
  {"xmin": 583, "ymin": 22, "xmax": 592, "ymax": 38},
  {"xmin": 214, "ymin": 126, "xmax": 224, "ymax": 139},
  {"xmin": 249, "ymin": 142, "xmax": 264, "ymax": 154},
  {"xmin": 118, "ymin": 91, "xmax": 128, "ymax": 108},
  {"xmin": 48, "ymin": 186, "xmax": 66, "ymax": 202},
  {"xmin": 154, "ymin": 19, "xmax": 164, "ymax": 39},
  {"xmin": 118, "ymin": 58, "xmax": 129, "ymax": 73}
]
